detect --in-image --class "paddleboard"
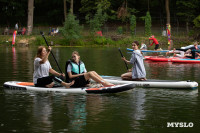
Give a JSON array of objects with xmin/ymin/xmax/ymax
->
[
  {"xmin": 171, "ymin": 58, "xmax": 200, "ymax": 63},
  {"xmin": 127, "ymin": 48, "xmax": 169, "ymax": 53},
  {"xmin": 101, "ymin": 76, "xmax": 198, "ymax": 89},
  {"xmin": 3, "ymin": 81, "xmax": 135, "ymax": 94},
  {"xmin": 147, "ymin": 56, "xmax": 179, "ymax": 62},
  {"xmin": 180, "ymin": 45, "xmax": 200, "ymax": 50}
]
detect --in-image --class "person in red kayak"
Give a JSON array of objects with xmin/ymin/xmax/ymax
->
[{"xmin": 149, "ymin": 35, "xmax": 159, "ymax": 50}]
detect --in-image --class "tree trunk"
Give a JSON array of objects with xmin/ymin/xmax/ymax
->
[
  {"xmin": 64, "ymin": 0, "xmax": 67, "ymax": 20},
  {"xmin": 165, "ymin": 0, "xmax": 170, "ymax": 25},
  {"xmin": 186, "ymin": 21, "xmax": 189, "ymax": 34},
  {"xmin": 27, "ymin": 0, "xmax": 34, "ymax": 35},
  {"xmin": 70, "ymin": 0, "xmax": 73, "ymax": 14}
]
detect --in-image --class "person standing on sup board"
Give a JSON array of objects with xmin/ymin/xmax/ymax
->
[
  {"xmin": 33, "ymin": 46, "xmax": 74, "ymax": 88},
  {"xmin": 65, "ymin": 51, "xmax": 114, "ymax": 87},
  {"xmin": 121, "ymin": 41, "xmax": 146, "ymax": 81},
  {"xmin": 149, "ymin": 35, "xmax": 159, "ymax": 50}
]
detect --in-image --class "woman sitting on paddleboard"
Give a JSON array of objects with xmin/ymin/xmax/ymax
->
[
  {"xmin": 121, "ymin": 41, "xmax": 146, "ymax": 81},
  {"xmin": 33, "ymin": 46, "xmax": 74, "ymax": 88},
  {"xmin": 65, "ymin": 51, "xmax": 114, "ymax": 87}
]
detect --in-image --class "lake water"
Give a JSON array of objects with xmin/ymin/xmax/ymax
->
[{"xmin": 0, "ymin": 46, "xmax": 199, "ymax": 133}]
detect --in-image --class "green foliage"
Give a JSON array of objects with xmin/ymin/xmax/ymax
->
[
  {"xmin": 34, "ymin": 36, "xmax": 45, "ymax": 45},
  {"xmin": 176, "ymin": 0, "xmax": 199, "ymax": 22},
  {"xmin": 117, "ymin": 26, "xmax": 123, "ymax": 34},
  {"xmin": 86, "ymin": 4, "xmax": 107, "ymax": 33},
  {"xmin": 80, "ymin": 0, "xmax": 110, "ymax": 15},
  {"xmin": 130, "ymin": 15, "xmax": 136, "ymax": 36},
  {"xmin": 145, "ymin": 11, "xmax": 151, "ymax": 36},
  {"xmin": 60, "ymin": 13, "xmax": 83, "ymax": 43},
  {"xmin": 193, "ymin": 15, "xmax": 200, "ymax": 28}
]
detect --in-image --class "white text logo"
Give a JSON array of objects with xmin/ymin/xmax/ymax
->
[{"xmin": 167, "ymin": 122, "xmax": 193, "ymax": 127}]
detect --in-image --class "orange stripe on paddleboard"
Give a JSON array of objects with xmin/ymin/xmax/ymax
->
[
  {"xmin": 86, "ymin": 87, "xmax": 103, "ymax": 90},
  {"xmin": 17, "ymin": 82, "xmax": 34, "ymax": 86}
]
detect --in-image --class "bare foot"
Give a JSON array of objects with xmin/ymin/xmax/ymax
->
[
  {"xmin": 63, "ymin": 80, "xmax": 75, "ymax": 88},
  {"xmin": 102, "ymin": 82, "xmax": 114, "ymax": 87},
  {"xmin": 141, "ymin": 78, "xmax": 147, "ymax": 81},
  {"xmin": 46, "ymin": 82, "xmax": 54, "ymax": 88}
]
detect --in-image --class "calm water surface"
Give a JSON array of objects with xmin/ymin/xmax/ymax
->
[{"xmin": 0, "ymin": 46, "xmax": 200, "ymax": 133}]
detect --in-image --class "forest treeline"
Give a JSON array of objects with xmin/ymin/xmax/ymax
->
[{"xmin": 0, "ymin": 0, "xmax": 200, "ymax": 42}]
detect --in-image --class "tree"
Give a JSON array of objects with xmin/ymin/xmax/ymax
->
[
  {"xmin": 80, "ymin": 0, "xmax": 110, "ymax": 16},
  {"xmin": 70, "ymin": 0, "xmax": 73, "ymax": 14},
  {"xmin": 85, "ymin": 3, "xmax": 108, "ymax": 33},
  {"xmin": 165, "ymin": 0, "xmax": 170, "ymax": 25},
  {"xmin": 145, "ymin": 11, "xmax": 151, "ymax": 36},
  {"xmin": 27, "ymin": 0, "xmax": 34, "ymax": 35},
  {"xmin": 193, "ymin": 15, "xmax": 200, "ymax": 28},
  {"xmin": 117, "ymin": 0, "xmax": 128, "ymax": 21},
  {"xmin": 130, "ymin": 15, "xmax": 136, "ymax": 36},
  {"xmin": 176, "ymin": 0, "xmax": 199, "ymax": 33},
  {"xmin": 60, "ymin": 13, "xmax": 83, "ymax": 44},
  {"xmin": 64, "ymin": 0, "xmax": 67, "ymax": 20}
]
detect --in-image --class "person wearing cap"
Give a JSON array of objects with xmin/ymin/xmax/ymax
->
[{"xmin": 149, "ymin": 35, "xmax": 159, "ymax": 50}]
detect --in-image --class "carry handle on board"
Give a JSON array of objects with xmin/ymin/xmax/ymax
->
[
  {"xmin": 118, "ymin": 48, "xmax": 129, "ymax": 70},
  {"xmin": 40, "ymin": 31, "xmax": 63, "ymax": 74}
]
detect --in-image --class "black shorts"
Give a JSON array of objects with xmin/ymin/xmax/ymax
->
[
  {"xmin": 35, "ymin": 75, "xmax": 63, "ymax": 87},
  {"xmin": 154, "ymin": 44, "xmax": 159, "ymax": 50},
  {"xmin": 71, "ymin": 75, "xmax": 89, "ymax": 88}
]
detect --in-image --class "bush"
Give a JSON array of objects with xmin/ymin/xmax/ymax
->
[
  {"xmin": 117, "ymin": 26, "xmax": 123, "ymax": 34},
  {"xmin": 60, "ymin": 13, "xmax": 83, "ymax": 44}
]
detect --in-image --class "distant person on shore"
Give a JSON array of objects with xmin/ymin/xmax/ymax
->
[
  {"xmin": 15, "ymin": 23, "xmax": 18, "ymax": 30},
  {"xmin": 22, "ymin": 27, "xmax": 26, "ymax": 35},
  {"xmin": 149, "ymin": 35, "xmax": 159, "ymax": 50},
  {"xmin": 121, "ymin": 41, "xmax": 146, "ymax": 81},
  {"xmin": 33, "ymin": 46, "xmax": 74, "ymax": 88},
  {"xmin": 4, "ymin": 27, "xmax": 9, "ymax": 35}
]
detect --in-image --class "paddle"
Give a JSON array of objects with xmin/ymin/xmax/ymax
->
[
  {"xmin": 40, "ymin": 31, "xmax": 63, "ymax": 74},
  {"xmin": 118, "ymin": 48, "xmax": 129, "ymax": 70}
]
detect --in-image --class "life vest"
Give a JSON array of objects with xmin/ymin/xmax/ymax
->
[{"xmin": 65, "ymin": 60, "xmax": 86, "ymax": 83}]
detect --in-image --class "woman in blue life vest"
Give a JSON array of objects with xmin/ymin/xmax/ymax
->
[
  {"xmin": 65, "ymin": 51, "xmax": 114, "ymax": 87},
  {"xmin": 33, "ymin": 46, "xmax": 74, "ymax": 88}
]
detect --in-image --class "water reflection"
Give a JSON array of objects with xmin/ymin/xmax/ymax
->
[
  {"xmin": 145, "ymin": 60, "xmax": 200, "ymax": 81},
  {"xmin": 66, "ymin": 95, "xmax": 87, "ymax": 132},
  {"xmin": 1, "ymin": 47, "xmax": 200, "ymax": 133},
  {"xmin": 12, "ymin": 46, "xmax": 17, "ymax": 75},
  {"xmin": 31, "ymin": 94, "xmax": 54, "ymax": 132}
]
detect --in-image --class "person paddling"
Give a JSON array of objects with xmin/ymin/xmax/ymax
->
[
  {"xmin": 33, "ymin": 46, "xmax": 74, "ymax": 88},
  {"xmin": 121, "ymin": 41, "xmax": 146, "ymax": 81},
  {"xmin": 65, "ymin": 51, "xmax": 114, "ymax": 87},
  {"xmin": 149, "ymin": 35, "xmax": 159, "ymax": 50}
]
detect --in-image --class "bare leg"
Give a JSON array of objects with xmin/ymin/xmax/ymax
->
[
  {"xmin": 84, "ymin": 71, "xmax": 114, "ymax": 86},
  {"xmin": 121, "ymin": 72, "xmax": 132, "ymax": 80}
]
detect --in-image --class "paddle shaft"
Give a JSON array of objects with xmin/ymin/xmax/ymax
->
[
  {"xmin": 40, "ymin": 32, "xmax": 63, "ymax": 74},
  {"xmin": 118, "ymin": 48, "xmax": 129, "ymax": 70}
]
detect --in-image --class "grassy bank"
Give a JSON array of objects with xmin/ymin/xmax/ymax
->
[{"xmin": 0, "ymin": 34, "xmax": 195, "ymax": 49}]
